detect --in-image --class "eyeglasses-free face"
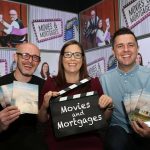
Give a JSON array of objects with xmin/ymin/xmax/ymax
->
[
  {"xmin": 113, "ymin": 34, "xmax": 138, "ymax": 72},
  {"xmin": 16, "ymin": 53, "xmax": 41, "ymax": 62},
  {"xmin": 63, "ymin": 52, "xmax": 83, "ymax": 59}
]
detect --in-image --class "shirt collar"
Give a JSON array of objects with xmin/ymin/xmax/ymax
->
[{"xmin": 116, "ymin": 64, "xmax": 139, "ymax": 75}]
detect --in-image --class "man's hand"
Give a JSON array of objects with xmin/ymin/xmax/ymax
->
[
  {"xmin": 0, "ymin": 106, "xmax": 20, "ymax": 132},
  {"xmin": 131, "ymin": 118, "xmax": 150, "ymax": 138}
]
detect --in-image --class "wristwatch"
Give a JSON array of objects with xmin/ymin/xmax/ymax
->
[{"xmin": 106, "ymin": 104, "xmax": 114, "ymax": 110}]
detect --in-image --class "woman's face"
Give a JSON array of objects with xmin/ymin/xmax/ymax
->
[
  {"xmin": 43, "ymin": 63, "xmax": 49, "ymax": 73},
  {"xmin": 98, "ymin": 19, "xmax": 103, "ymax": 28},
  {"xmin": 62, "ymin": 44, "xmax": 83, "ymax": 75},
  {"xmin": 136, "ymin": 54, "xmax": 142, "ymax": 65}
]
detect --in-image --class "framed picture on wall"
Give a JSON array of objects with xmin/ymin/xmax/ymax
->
[
  {"xmin": 79, "ymin": 0, "xmax": 119, "ymax": 50},
  {"xmin": 0, "ymin": 0, "xmax": 28, "ymax": 48}
]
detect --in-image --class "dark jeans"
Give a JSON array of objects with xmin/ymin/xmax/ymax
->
[
  {"xmin": 0, "ymin": 35, "xmax": 25, "ymax": 47},
  {"xmin": 104, "ymin": 125, "xmax": 150, "ymax": 150},
  {"xmin": 0, "ymin": 128, "xmax": 48, "ymax": 150}
]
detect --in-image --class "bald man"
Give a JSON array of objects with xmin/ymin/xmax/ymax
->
[
  {"xmin": 0, "ymin": 43, "xmax": 47, "ymax": 150},
  {"xmin": 0, "ymin": 9, "xmax": 23, "ymax": 35},
  {"xmin": 0, "ymin": 9, "xmax": 25, "ymax": 47},
  {"xmin": 86, "ymin": 10, "xmax": 99, "ymax": 48}
]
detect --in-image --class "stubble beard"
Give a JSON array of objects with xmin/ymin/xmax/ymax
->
[{"xmin": 17, "ymin": 64, "xmax": 33, "ymax": 77}]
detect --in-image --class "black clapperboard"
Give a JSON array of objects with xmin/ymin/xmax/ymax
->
[{"xmin": 49, "ymin": 77, "xmax": 106, "ymax": 138}]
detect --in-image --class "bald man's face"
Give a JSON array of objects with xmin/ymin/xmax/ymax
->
[
  {"xmin": 9, "ymin": 10, "xmax": 18, "ymax": 21},
  {"xmin": 91, "ymin": 10, "xmax": 95, "ymax": 19},
  {"xmin": 15, "ymin": 43, "xmax": 40, "ymax": 77}
]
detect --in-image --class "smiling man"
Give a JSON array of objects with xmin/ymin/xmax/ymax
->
[
  {"xmin": 0, "ymin": 43, "xmax": 46, "ymax": 150},
  {"xmin": 14, "ymin": 43, "xmax": 41, "ymax": 79},
  {"xmin": 0, "ymin": 9, "xmax": 26, "ymax": 47},
  {"xmin": 100, "ymin": 27, "xmax": 150, "ymax": 150}
]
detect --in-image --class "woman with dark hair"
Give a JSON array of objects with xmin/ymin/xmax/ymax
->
[
  {"xmin": 40, "ymin": 62, "xmax": 50, "ymax": 80},
  {"xmin": 38, "ymin": 40, "xmax": 113, "ymax": 150},
  {"xmin": 136, "ymin": 52, "xmax": 143, "ymax": 66},
  {"xmin": 96, "ymin": 18, "xmax": 110, "ymax": 47}
]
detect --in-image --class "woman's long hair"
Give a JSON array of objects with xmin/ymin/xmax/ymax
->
[
  {"xmin": 137, "ymin": 53, "xmax": 143, "ymax": 66},
  {"xmin": 40, "ymin": 62, "xmax": 50, "ymax": 79}
]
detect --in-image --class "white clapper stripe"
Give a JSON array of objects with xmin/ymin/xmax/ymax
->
[
  {"xmin": 59, "ymin": 90, "xmax": 66, "ymax": 95},
  {"xmin": 58, "ymin": 77, "xmax": 91, "ymax": 96},
  {"xmin": 73, "ymin": 94, "xmax": 81, "ymax": 99},
  {"xmin": 69, "ymin": 84, "xmax": 77, "ymax": 89},
  {"xmin": 58, "ymin": 91, "xmax": 95, "ymax": 102},
  {"xmin": 86, "ymin": 91, "xmax": 94, "ymax": 96},
  {"xmin": 59, "ymin": 96, "xmax": 68, "ymax": 101}
]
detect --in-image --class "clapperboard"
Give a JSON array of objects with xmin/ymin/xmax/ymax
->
[{"xmin": 49, "ymin": 77, "xmax": 106, "ymax": 138}]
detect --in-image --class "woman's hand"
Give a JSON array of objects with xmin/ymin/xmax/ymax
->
[
  {"xmin": 42, "ymin": 91, "xmax": 59, "ymax": 109},
  {"xmin": 98, "ymin": 94, "xmax": 113, "ymax": 110},
  {"xmin": 38, "ymin": 91, "xmax": 59, "ymax": 122}
]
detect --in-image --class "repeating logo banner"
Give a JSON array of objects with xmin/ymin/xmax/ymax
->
[
  {"xmin": 123, "ymin": 0, "xmax": 150, "ymax": 28},
  {"xmin": 32, "ymin": 19, "xmax": 63, "ymax": 43}
]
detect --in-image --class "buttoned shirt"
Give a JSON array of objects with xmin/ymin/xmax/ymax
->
[{"xmin": 100, "ymin": 64, "xmax": 150, "ymax": 133}]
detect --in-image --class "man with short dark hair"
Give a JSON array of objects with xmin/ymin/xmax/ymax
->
[
  {"xmin": 86, "ymin": 10, "xmax": 99, "ymax": 48},
  {"xmin": 100, "ymin": 27, "xmax": 150, "ymax": 150}
]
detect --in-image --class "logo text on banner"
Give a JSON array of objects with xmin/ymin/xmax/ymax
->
[
  {"xmin": 122, "ymin": 0, "xmax": 150, "ymax": 28},
  {"xmin": 32, "ymin": 19, "xmax": 63, "ymax": 43}
]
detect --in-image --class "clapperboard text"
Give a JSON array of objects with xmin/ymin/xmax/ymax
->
[{"xmin": 57, "ymin": 92, "xmax": 102, "ymax": 130}]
